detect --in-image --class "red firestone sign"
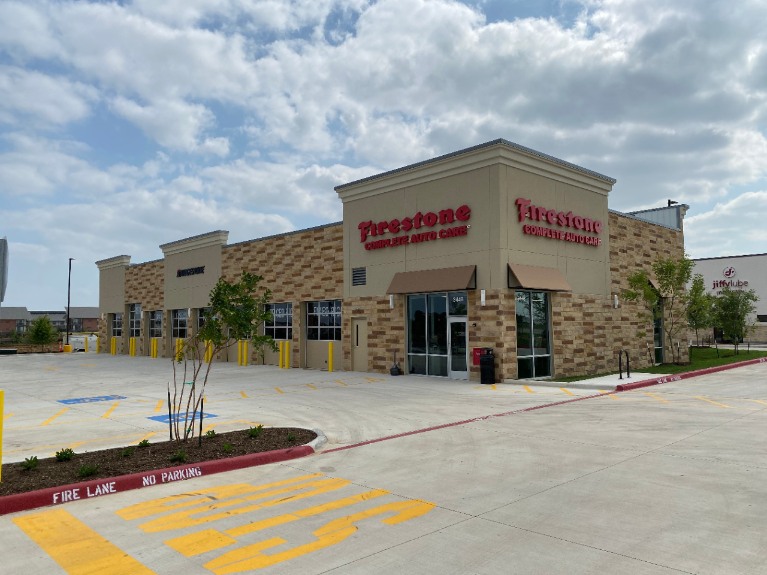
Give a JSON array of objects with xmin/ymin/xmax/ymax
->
[
  {"xmin": 515, "ymin": 198, "xmax": 602, "ymax": 247},
  {"xmin": 359, "ymin": 205, "xmax": 471, "ymax": 251}
]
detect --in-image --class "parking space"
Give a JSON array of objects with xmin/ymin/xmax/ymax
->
[{"xmin": 2, "ymin": 357, "xmax": 767, "ymax": 574}]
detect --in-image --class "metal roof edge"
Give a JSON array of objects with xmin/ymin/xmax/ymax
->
[
  {"xmin": 608, "ymin": 209, "xmax": 682, "ymax": 232},
  {"xmin": 692, "ymin": 252, "xmax": 767, "ymax": 262},
  {"xmin": 334, "ymin": 139, "xmax": 616, "ymax": 191},
  {"xmin": 159, "ymin": 230, "xmax": 229, "ymax": 250}
]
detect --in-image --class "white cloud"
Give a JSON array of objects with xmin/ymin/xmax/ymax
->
[
  {"xmin": 0, "ymin": 66, "xmax": 98, "ymax": 126},
  {"xmin": 685, "ymin": 191, "xmax": 767, "ymax": 257}
]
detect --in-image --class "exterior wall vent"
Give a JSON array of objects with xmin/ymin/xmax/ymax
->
[{"xmin": 352, "ymin": 267, "xmax": 366, "ymax": 286}]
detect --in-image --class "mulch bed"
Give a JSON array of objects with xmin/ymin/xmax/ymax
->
[{"xmin": 0, "ymin": 427, "xmax": 316, "ymax": 497}]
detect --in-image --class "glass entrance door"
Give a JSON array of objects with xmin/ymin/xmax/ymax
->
[
  {"xmin": 516, "ymin": 291, "xmax": 551, "ymax": 379},
  {"xmin": 448, "ymin": 318, "xmax": 468, "ymax": 380}
]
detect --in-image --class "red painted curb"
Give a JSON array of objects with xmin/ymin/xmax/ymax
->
[
  {"xmin": 615, "ymin": 356, "xmax": 767, "ymax": 392},
  {"xmin": 0, "ymin": 445, "xmax": 314, "ymax": 516}
]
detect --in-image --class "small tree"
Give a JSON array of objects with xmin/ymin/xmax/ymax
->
[
  {"xmin": 622, "ymin": 254, "xmax": 694, "ymax": 364},
  {"xmin": 168, "ymin": 272, "xmax": 278, "ymax": 443},
  {"xmin": 686, "ymin": 274, "xmax": 713, "ymax": 346},
  {"xmin": 711, "ymin": 286, "xmax": 759, "ymax": 354},
  {"xmin": 26, "ymin": 315, "xmax": 58, "ymax": 351}
]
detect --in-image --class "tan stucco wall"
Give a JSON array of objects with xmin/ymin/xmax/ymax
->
[
  {"xmin": 99, "ymin": 266, "xmax": 127, "ymax": 314},
  {"xmin": 164, "ymin": 245, "xmax": 222, "ymax": 310}
]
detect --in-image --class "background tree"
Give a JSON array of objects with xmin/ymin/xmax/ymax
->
[
  {"xmin": 711, "ymin": 286, "xmax": 759, "ymax": 354},
  {"xmin": 622, "ymin": 254, "xmax": 694, "ymax": 364},
  {"xmin": 26, "ymin": 315, "xmax": 58, "ymax": 350},
  {"xmin": 169, "ymin": 271, "xmax": 278, "ymax": 443},
  {"xmin": 686, "ymin": 273, "xmax": 713, "ymax": 346}
]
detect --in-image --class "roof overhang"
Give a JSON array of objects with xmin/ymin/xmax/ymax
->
[
  {"xmin": 386, "ymin": 265, "xmax": 476, "ymax": 295},
  {"xmin": 508, "ymin": 264, "xmax": 572, "ymax": 292}
]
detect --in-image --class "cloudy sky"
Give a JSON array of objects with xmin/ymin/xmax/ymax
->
[{"xmin": 1, "ymin": 0, "xmax": 766, "ymax": 308}]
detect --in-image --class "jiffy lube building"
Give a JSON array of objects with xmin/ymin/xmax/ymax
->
[{"xmin": 96, "ymin": 139, "xmax": 689, "ymax": 381}]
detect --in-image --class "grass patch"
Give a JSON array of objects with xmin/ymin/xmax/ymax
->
[
  {"xmin": 643, "ymin": 347, "xmax": 767, "ymax": 374},
  {"xmin": 551, "ymin": 347, "xmax": 767, "ymax": 382}
]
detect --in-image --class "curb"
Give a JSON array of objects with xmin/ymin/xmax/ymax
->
[
  {"xmin": 0, "ymin": 441, "xmax": 318, "ymax": 517},
  {"xmin": 615, "ymin": 356, "xmax": 767, "ymax": 392}
]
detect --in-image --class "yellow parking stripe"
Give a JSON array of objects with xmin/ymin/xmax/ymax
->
[
  {"xmin": 41, "ymin": 408, "xmax": 68, "ymax": 426},
  {"xmin": 749, "ymin": 399, "xmax": 767, "ymax": 406},
  {"xmin": 154, "ymin": 400, "xmax": 164, "ymax": 412},
  {"xmin": 132, "ymin": 431, "xmax": 159, "ymax": 445},
  {"xmin": 3, "ymin": 412, "xmax": 14, "ymax": 420},
  {"xmin": 600, "ymin": 390, "xmax": 619, "ymax": 399},
  {"xmin": 306, "ymin": 384, "xmax": 317, "ymax": 390},
  {"xmin": 239, "ymin": 391, "xmax": 248, "ymax": 398},
  {"xmin": 523, "ymin": 385, "xmax": 533, "ymax": 393},
  {"xmin": 560, "ymin": 388, "xmax": 574, "ymax": 396},
  {"xmin": 102, "ymin": 402, "xmax": 120, "ymax": 418},
  {"xmin": 695, "ymin": 396, "xmax": 732, "ymax": 408},
  {"xmin": 645, "ymin": 393, "xmax": 670, "ymax": 403},
  {"xmin": 274, "ymin": 388, "xmax": 284, "ymax": 394},
  {"xmin": 12, "ymin": 508, "xmax": 157, "ymax": 575}
]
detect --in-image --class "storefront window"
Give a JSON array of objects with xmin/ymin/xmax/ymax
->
[
  {"xmin": 408, "ymin": 291, "xmax": 467, "ymax": 377},
  {"xmin": 172, "ymin": 309, "xmax": 187, "ymax": 339},
  {"xmin": 265, "ymin": 303, "xmax": 293, "ymax": 340},
  {"xmin": 653, "ymin": 300, "xmax": 664, "ymax": 364},
  {"xmin": 111, "ymin": 313, "xmax": 122, "ymax": 337},
  {"xmin": 516, "ymin": 291, "xmax": 550, "ymax": 378},
  {"xmin": 149, "ymin": 311, "xmax": 162, "ymax": 338},
  {"xmin": 306, "ymin": 301, "xmax": 341, "ymax": 341},
  {"xmin": 129, "ymin": 303, "xmax": 141, "ymax": 338},
  {"xmin": 197, "ymin": 308, "xmax": 210, "ymax": 331}
]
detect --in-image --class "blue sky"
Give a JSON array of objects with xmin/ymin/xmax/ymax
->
[{"xmin": 1, "ymin": 0, "xmax": 766, "ymax": 308}]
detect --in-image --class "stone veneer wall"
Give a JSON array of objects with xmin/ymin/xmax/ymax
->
[
  {"xmin": 221, "ymin": 223, "xmax": 344, "ymax": 366},
  {"xmin": 124, "ymin": 260, "xmax": 165, "ymax": 357}
]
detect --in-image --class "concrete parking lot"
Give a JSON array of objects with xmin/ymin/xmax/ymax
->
[{"xmin": 1, "ymin": 354, "xmax": 767, "ymax": 574}]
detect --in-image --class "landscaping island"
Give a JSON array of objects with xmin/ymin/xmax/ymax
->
[{"xmin": 0, "ymin": 427, "xmax": 316, "ymax": 497}]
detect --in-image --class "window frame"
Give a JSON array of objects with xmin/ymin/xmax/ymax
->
[
  {"xmin": 111, "ymin": 313, "xmax": 123, "ymax": 337},
  {"xmin": 264, "ymin": 303, "xmax": 293, "ymax": 341},
  {"xmin": 306, "ymin": 300, "xmax": 341, "ymax": 342},
  {"xmin": 171, "ymin": 309, "xmax": 187, "ymax": 339},
  {"xmin": 129, "ymin": 303, "xmax": 141, "ymax": 338}
]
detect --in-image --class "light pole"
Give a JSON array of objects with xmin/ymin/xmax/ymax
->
[{"xmin": 66, "ymin": 258, "xmax": 74, "ymax": 346}]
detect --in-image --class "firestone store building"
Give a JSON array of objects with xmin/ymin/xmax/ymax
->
[{"xmin": 97, "ymin": 139, "xmax": 689, "ymax": 382}]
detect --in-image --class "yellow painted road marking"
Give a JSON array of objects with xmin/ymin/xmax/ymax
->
[
  {"xmin": 306, "ymin": 384, "xmax": 317, "ymax": 390},
  {"xmin": 43, "ymin": 367, "xmax": 60, "ymax": 370},
  {"xmin": 132, "ymin": 431, "xmax": 159, "ymax": 445},
  {"xmin": 334, "ymin": 380, "xmax": 348, "ymax": 386},
  {"xmin": 600, "ymin": 390, "xmax": 619, "ymax": 399},
  {"xmin": 560, "ymin": 387, "xmax": 574, "ymax": 396},
  {"xmin": 491, "ymin": 384, "xmax": 497, "ymax": 390},
  {"xmin": 750, "ymin": 399, "xmax": 767, "ymax": 406},
  {"xmin": 102, "ymin": 402, "xmax": 120, "ymax": 418},
  {"xmin": 523, "ymin": 385, "xmax": 533, "ymax": 393},
  {"xmin": 5, "ymin": 433, "xmax": 145, "ymax": 455},
  {"xmin": 695, "ymin": 396, "xmax": 733, "ymax": 408},
  {"xmin": 645, "ymin": 393, "xmax": 670, "ymax": 403},
  {"xmin": 274, "ymin": 387, "xmax": 284, "ymax": 394},
  {"xmin": 12, "ymin": 508, "xmax": 157, "ymax": 575},
  {"xmin": 41, "ymin": 408, "xmax": 68, "ymax": 426},
  {"xmin": 239, "ymin": 391, "xmax": 247, "ymax": 398},
  {"xmin": 166, "ymin": 528, "xmax": 237, "ymax": 557},
  {"xmin": 205, "ymin": 499, "xmax": 434, "ymax": 574},
  {"xmin": 154, "ymin": 400, "xmax": 164, "ymax": 412},
  {"xmin": 79, "ymin": 364, "xmax": 96, "ymax": 367},
  {"xmin": 3, "ymin": 412, "xmax": 14, "ymax": 420}
]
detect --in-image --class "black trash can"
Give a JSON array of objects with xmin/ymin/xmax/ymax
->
[{"xmin": 479, "ymin": 348, "xmax": 495, "ymax": 385}]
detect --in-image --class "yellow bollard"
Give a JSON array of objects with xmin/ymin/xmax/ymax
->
[
  {"xmin": 175, "ymin": 339, "xmax": 184, "ymax": 361},
  {"xmin": 204, "ymin": 341, "xmax": 212, "ymax": 363},
  {"xmin": 285, "ymin": 340, "xmax": 290, "ymax": 369},
  {"xmin": 0, "ymin": 390, "xmax": 4, "ymax": 482},
  {"xmin": 241, "ymin": 340, "xmax": 248, "ymax": 366},
  {"xmin": 328, "ymin": 341, "xmax": 333, "ymax": 372},
  {"xmin": 96, "ymin": 336, "xmax": 99, "ymax": 354},
  {"xmin": 111, "ymin": 337, "xmax": 116, "ymax": 355},
  {"xmin": 278, "ymin": 341, "xmax": 284, "ymax": 369},
  {"xmin": 84, "ymin": 337, "xmax": 88, "ymax": 354}
]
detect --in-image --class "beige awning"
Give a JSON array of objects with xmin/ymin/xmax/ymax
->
[
  {"xmin": 386, "ymin": 265, "xmax": 476, "ymax": 294},
  {"xmin": 508, "ymin": 264, "xmax": 572, "ymax": 292}
]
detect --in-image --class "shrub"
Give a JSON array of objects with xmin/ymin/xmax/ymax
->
[
  {"xmin": 120, "ymin": 448, "xmax": 135, "ymax": 457},
  {"xmin": 78, "ymin": 464, "xmax": 100, "ymax": 478},
  {"xmin": 169, "ymin": 449, "xmax": 187, "ymax": 463},
  {"xmin": 19, "ymin": 456, "xmax": 39, "ymax": 471},
  {"xmin": 247, "ymin": 425, "xmax": 263, "ymax": 439},
  {"xmin": 55, "ymin": 448, "xmax": 75, "ymax": 462},
  {"xmin": 137, "ymin": 439, "xmax": 150, "ymax": 447},
  {"xmin": 287, "ymin": 433, "xmax": 296, "ymax": 442},
  {"xmin": 223, "ymin": 443, "xmax": 233, "ymax": 453},
  {"xmin": 205, "ymin": 429, "xmax": 216, "ymax": 438}
]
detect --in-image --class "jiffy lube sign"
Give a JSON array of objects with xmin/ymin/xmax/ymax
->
[
  {"xmin": 515, "ymin": 198, "xmax": 603, "ymax": 247},
  {"xmin": 358, "ymin": 205, "xmax": 471, "ymax": 251}
]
